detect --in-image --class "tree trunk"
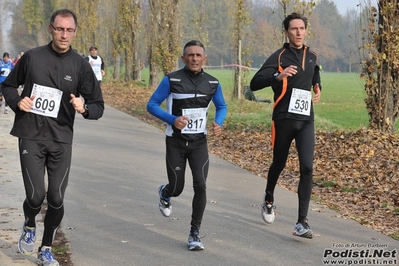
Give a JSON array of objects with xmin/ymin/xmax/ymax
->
[
  {"xmin": 125, "ymin": 49, "xmax": 132, "ymax": 81},
  {"xmin": 149, "ymin": 61, "xmax": 159, "ymax": 89},
  {"xmin": 113, "ymin": 54, "xmax": 121, "ymax": 80},
  {"xmin": 364, "ymin": 0, "xmax": 399, "ymax": 133},
  {"xmin": 132, "ymin": 38, "xmax": 141, "ymax": 81}
]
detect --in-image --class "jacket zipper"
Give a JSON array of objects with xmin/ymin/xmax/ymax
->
[{"xmin": 302, "ymin": 46, "xmax": 307, "ymax": 71}]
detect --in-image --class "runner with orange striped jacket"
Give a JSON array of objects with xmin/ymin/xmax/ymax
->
[{"xmin": 250, "ymin": 12, "xmax": 321, "ymax": 239}]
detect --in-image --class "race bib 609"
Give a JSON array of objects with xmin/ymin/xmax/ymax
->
[{"xmin": 30, "ymin": 83, "xmax": 63, "ymax": 118}]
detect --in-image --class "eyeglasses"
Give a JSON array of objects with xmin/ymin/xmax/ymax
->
[{"xmin": 50, "ymin": 24, "xmax": 76, "ymax": 34}]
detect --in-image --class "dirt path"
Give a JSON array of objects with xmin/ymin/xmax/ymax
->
[{"xmin": 0, "ymin": 111, "xmax": 38, "ymax": 265}]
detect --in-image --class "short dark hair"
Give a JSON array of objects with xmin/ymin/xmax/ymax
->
[
  {"xmin": 183, "ymin": 40, "xmax": 205, "ymax": 55},
  {"xmin": 50, "ymin": 9, "xmax": 78, "ymax": 27},
  {"xmin": 283, "ymin": 12, "xmax": 308, "ymax": 31}
]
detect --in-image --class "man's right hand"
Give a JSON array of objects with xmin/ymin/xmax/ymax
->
[
  {"xmin": 18, "ymin": 96, "xmax": 35, "ymax": 112},
  {"xmin": 174, "ymin": 115, "xmax": 190, "ymax": 130},
  {"xmin": 279, "ymin": 65, "xmax": 298, "ymax": 80}
]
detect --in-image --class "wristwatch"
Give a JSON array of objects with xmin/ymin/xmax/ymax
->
[
  {"xmin": 82, "ymin": 104, "xmax": 88, "ymax": 116},
  {"xmin": 274, "ymin": 72, "xmax": 280, "ymax": 81}
]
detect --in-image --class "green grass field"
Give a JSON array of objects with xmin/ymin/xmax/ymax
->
[
  {"xmin": 112, "ymin": 68, "xmax": 397, "ymax": 133},
  {"xmin": 203, "ymin": 70, "xmax": 374, "ymax": 132}
]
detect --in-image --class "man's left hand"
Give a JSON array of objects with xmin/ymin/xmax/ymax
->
[
  {"xmin": 69, "ymin": 94, "xmax": 85, "ymax": 114},
  {"xmin": 313, "ymin": 83, "xmax": 321, "ymax": 103},
  {"xmin": 212, "ymin": 122, "xmax": 222, "ymax": 136}
]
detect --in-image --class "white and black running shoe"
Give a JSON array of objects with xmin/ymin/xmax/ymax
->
[
  {"xmin": 158, "ymin": 185, "xmax": 172, "ymax": 217},
  {"xmin": 261, "ymin": 201, "xmax": 276, "ymax": 224}
]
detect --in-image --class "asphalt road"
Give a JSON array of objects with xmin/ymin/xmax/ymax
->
[{"xmin": 1, "ymin": 105, "xmax": 398, "ymax": 266}]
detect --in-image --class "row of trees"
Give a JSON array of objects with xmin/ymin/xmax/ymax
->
[
  {"xmin": 1, "ymin": 0, "xmax": 367, "ymax": 74},
  {"xmin": 0, "ymin": 0, "xmax": 398, "ymax": 133}
]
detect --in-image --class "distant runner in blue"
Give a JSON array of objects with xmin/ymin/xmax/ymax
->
[
  {"xmin": 147, "ymin": 40, "xmax": 227, "ymax": 251},
  {"xmin": 0, "ymin": 52, "xmax": 15, "ymax": 114}
]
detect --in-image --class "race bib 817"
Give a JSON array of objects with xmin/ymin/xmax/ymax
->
[{"xmin": 181, "ymin": 107, "xmax": 207, "ymax": 134}]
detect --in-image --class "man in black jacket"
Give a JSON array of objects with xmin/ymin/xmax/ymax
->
[
  {"xmin": 250, "ymin": 12, "xmax": 321, "ymax": 239},
  {"xmin": 2, "ymin": 9, "xmax": 104, "ymax": 265}
]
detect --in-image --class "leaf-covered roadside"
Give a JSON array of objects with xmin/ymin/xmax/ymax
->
[
  {"xmin": 208, "ymin": 127, "xmax": 399, "ymax": 239},
  {"xmin": 102, "ymin": 82, "xmax": 399, "ymax": 240}
]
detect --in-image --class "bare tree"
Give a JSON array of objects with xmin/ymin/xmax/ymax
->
[
  {"xmin": 231, "ymin": 0, "xmax": 252, "ymax": 99},
  {"xmin": 191, "ymin": 0, "xmax": 209, "ymax": 47},
  {"xmin": 21, "ymin": 0, "xmax": 58, "ymax": 47},
  {"xmin": 0, "ymin": 0, "xmax": 16, "ymax": 51},
  {"xmin": 361, "ymin": 0, "xmax": 399, "ymax": 133},
  {"xmin": 112, "ymin": 0, "xmax": 142, "ymax": 81},
  {"xmin": 148, "ymin": 0, "xmax": 181, "ymax": 77},
  {"xmin": 68, "ymin": 0, "xmax": 99, "ymax": 53},
  {"xmin": 147, "ymin": 0, "xmax": 160, "ymax": 88}
]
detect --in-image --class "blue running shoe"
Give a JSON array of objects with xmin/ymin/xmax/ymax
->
[
  {"xmin": 18, "ymin": 224, "xmax": 36, "ymax": 255},
  {"xmin": 37, "ymin": 246, "xmax": 59, "ymax": 266}
]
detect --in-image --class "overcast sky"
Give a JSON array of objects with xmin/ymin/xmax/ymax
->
[{"xmin": 333, "ymin": 0, "xmax": 375, "ymax": 14}]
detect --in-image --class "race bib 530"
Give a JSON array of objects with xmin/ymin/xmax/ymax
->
[{"xmin": 288, "ymin": 88, "xmax": 311, "ymax": 116}]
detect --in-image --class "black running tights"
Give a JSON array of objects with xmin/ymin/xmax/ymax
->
[
  {"xmin": 163, "ymin": 136, "xmax": 209, "ymax": 233},
  {"xmin": 265, "ymin": 119, "xmax": 314, "ymax": 222},
  {"xmin": 19, "ymin": 139, "xmax": 71, "ymax": 247}
]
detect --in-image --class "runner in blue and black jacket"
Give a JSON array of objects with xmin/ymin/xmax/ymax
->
[{"xmin": 147, "ymin": 40, "xmax": 227, "ymax": 251}]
